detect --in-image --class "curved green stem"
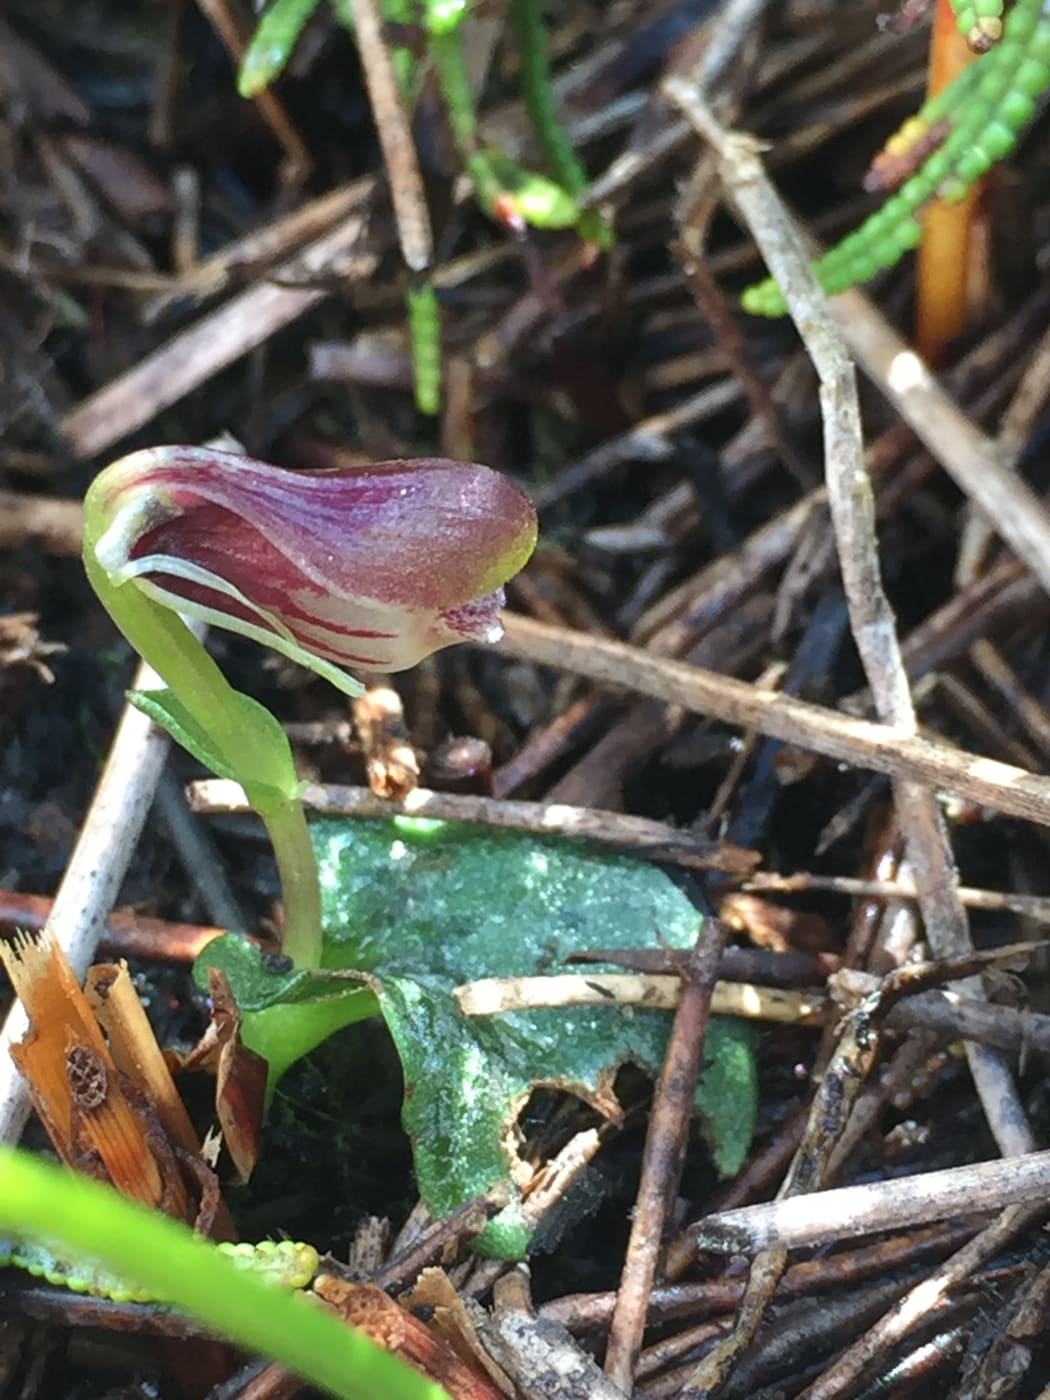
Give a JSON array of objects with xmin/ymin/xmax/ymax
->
[
  {"xmin": 261, "ymin": 797, "xmax": 323, "ymax": 968},
  {"xmin": 508, "ymin": 0, "xmax": 587, "ymax": 198},
  {"xmin": 88, "ymin": 564, "xmax": 241, "ymax": 734},
  {"xmin": 83, "ymin": 485, "xmax": 322, "ymax": 968},
  {"xmin": 429, "ymin": 28, "xmax": 480, "ymax": 163},
  {"xmin": 83, "ymin": 503, "xmax": 246, "ymax": 747}
]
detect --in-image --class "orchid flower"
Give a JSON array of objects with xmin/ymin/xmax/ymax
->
[
  {"xmin": 83, "ymin": 446, "xmax": 537, "ymax": 967},
  {"xmin": 90, "ymin": 446, "xmax": 537, "ymax": 692}
]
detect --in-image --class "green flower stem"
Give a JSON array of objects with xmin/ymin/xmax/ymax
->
[
  {"xmin": 0, "ymin": 1149, "xmax": 449, "ymax": 1400},
  {"xmin": 507, "ymin": 0, "xmax": 611, "ymax": 247},
  {"xmin": 426, "ymin": 27, "xmax": 515, "ymax": 218},
  {"xmin": 83, "ymin": 495, "xmax": 323, "ymax": 968},
  {"xmin": 260, "ymin": 796, "xmax": 323, "ymax": 969},
  {"xmin": 423, "ymin": 27, "xmax": 507, "ymax": 212}
]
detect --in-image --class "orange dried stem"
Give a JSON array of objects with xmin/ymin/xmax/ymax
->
[
  {"xmin": 313, "ymin": 1277, "xmax": 507, "ymax": 1400},
  {"xmin": 916, "ymin": 0, "xmax": 990, "ymax": 360},
  {"xmin": 0, "ymin": 932, "xmax": 182, "ymax": 1214},
  {"xmin": 85, "ymin": 962, "xmax": 201, "ymax": 1157}
]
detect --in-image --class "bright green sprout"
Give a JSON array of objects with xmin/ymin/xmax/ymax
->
[{"xmin": 743, "ymin": 0, "xmax": 1050, "ymax": 316}]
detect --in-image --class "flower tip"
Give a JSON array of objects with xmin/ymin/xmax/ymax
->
[{"xmin": 439, "ymin": 590, "xmax": 506, "ymax": 647}]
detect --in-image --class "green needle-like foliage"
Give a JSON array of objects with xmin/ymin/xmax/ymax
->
[
  {"xmin": 239, "ymin": 0, "xmax": 324, "ymax": 97},
  {"xmin": 743, "ymin": 0, "xmax": 1050, "ymax": 316}
]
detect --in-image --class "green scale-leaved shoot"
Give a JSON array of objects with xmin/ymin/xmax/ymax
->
[{"xmin": 743, "ymin": 0, "xmax": 1050, "ymax": 316}]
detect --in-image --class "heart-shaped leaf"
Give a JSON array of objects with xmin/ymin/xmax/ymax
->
[{"xmin": 315, "ymin": 817, "xmax": 756, "ymax": 1256}]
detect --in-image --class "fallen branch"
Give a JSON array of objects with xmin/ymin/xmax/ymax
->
[
  {"xmin": 693, "ymin": 1153, "xmax": 1050, "ymax": 1254},
  {"xmin": 497, "ymin": 613, "xmax": 1050, "ymax": 828},
  {"xmin": 186, "ymin": 779, "xmax": 759, "ymax": 874}
]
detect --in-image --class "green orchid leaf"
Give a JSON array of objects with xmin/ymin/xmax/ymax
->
[
  {"xmin": 192, "ymin": 934, "xmax": 379, "ymax": 1085},
  {"xmin": 313, "ymin": 818, "xmax": 757, "ymax": 1257},
  {"xmin": 192, "ymin": 932, "xmax": 316, "ymax": 1010},
  {"xmin": 129, "ymin": 687, "xmax": 300, "ymax": 811}
]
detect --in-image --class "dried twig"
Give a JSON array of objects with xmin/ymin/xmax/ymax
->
[
  {"xmin": 567, "ymin": 945, "xmax": 836, "ymax": 987},
  {"xmin": 0, "ymin": 654, "xmax": 182, "ymax": 1144},
  {"xmin": 371, "ymin": 1188, "xmax": 512, "ymax": 1293},
  {"xmin": 843, "ymin": 974, "xmax": 1050, "ymax": 1060},
  {"xmin": 604, "ymin": 921, "xmax": 728, "ymax": 1391},
  {"xmin": 477, "ymin": 1307, "xmax": 631, "ymax": 1400},
  {"xmin": 694, "ymin": 1153, "xmax": 1050, "ymax": 1255},
  {"xmin": 141, "ymin": 181, "xmax": 370, "ymax": 321},
  {"xmin": 0, "ymin": 889, "xmax": 242, "ymax": 963},
  {"xmin": 187, "ymin": 778, "xmax": 759, "ymax": 873},
  {"xmin": 454, "ymin": 973, "xmax": 824, "ymax": 1025},
  {"xmin": 349, "ymin": 0, "xmax": 432, "ymax": 273},
  {"xmin": 795, "ymin": 1203, "xmax": 1046, "ymax": 1400},
  {"xmin": 0, "ymin": 490, "xmax": 83, "ymax": 554},
  {"xmin": 833, "ymin": 286, "xmax": 1050, "ymax": 603},
  {"xmin": 153, "ymin": 770, "xmax": 247, "ymax": 933},
  {"xmin": 540, "ymin": 1225, "xmax": 972, "ymax": 1333},
  {"xmin": 745, "ymin": 870, "xmax": 1050, "ymax": 922},
  {"xmin": 684, "ymin": 992, "xmax": 884, "ymax": 1396},
  {"xmin": 61, "ymin": 188, "xmax": 380, "ymax": 457},
  {"xmin": 663, "ymin": 72, "xmax": 1032, "ymax": 1162},
  {"xmin": 193, "ymin": 0, "xmax": 310, "ymax": 178},
  {"xmin": 497, "ymin": 613, "xmax": 1050, "ymax": 828}
]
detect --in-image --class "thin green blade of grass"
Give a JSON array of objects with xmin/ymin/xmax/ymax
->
[{"xmin": 0, "ymin": 1148, "xmax": 450, "ymax": 1400}]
